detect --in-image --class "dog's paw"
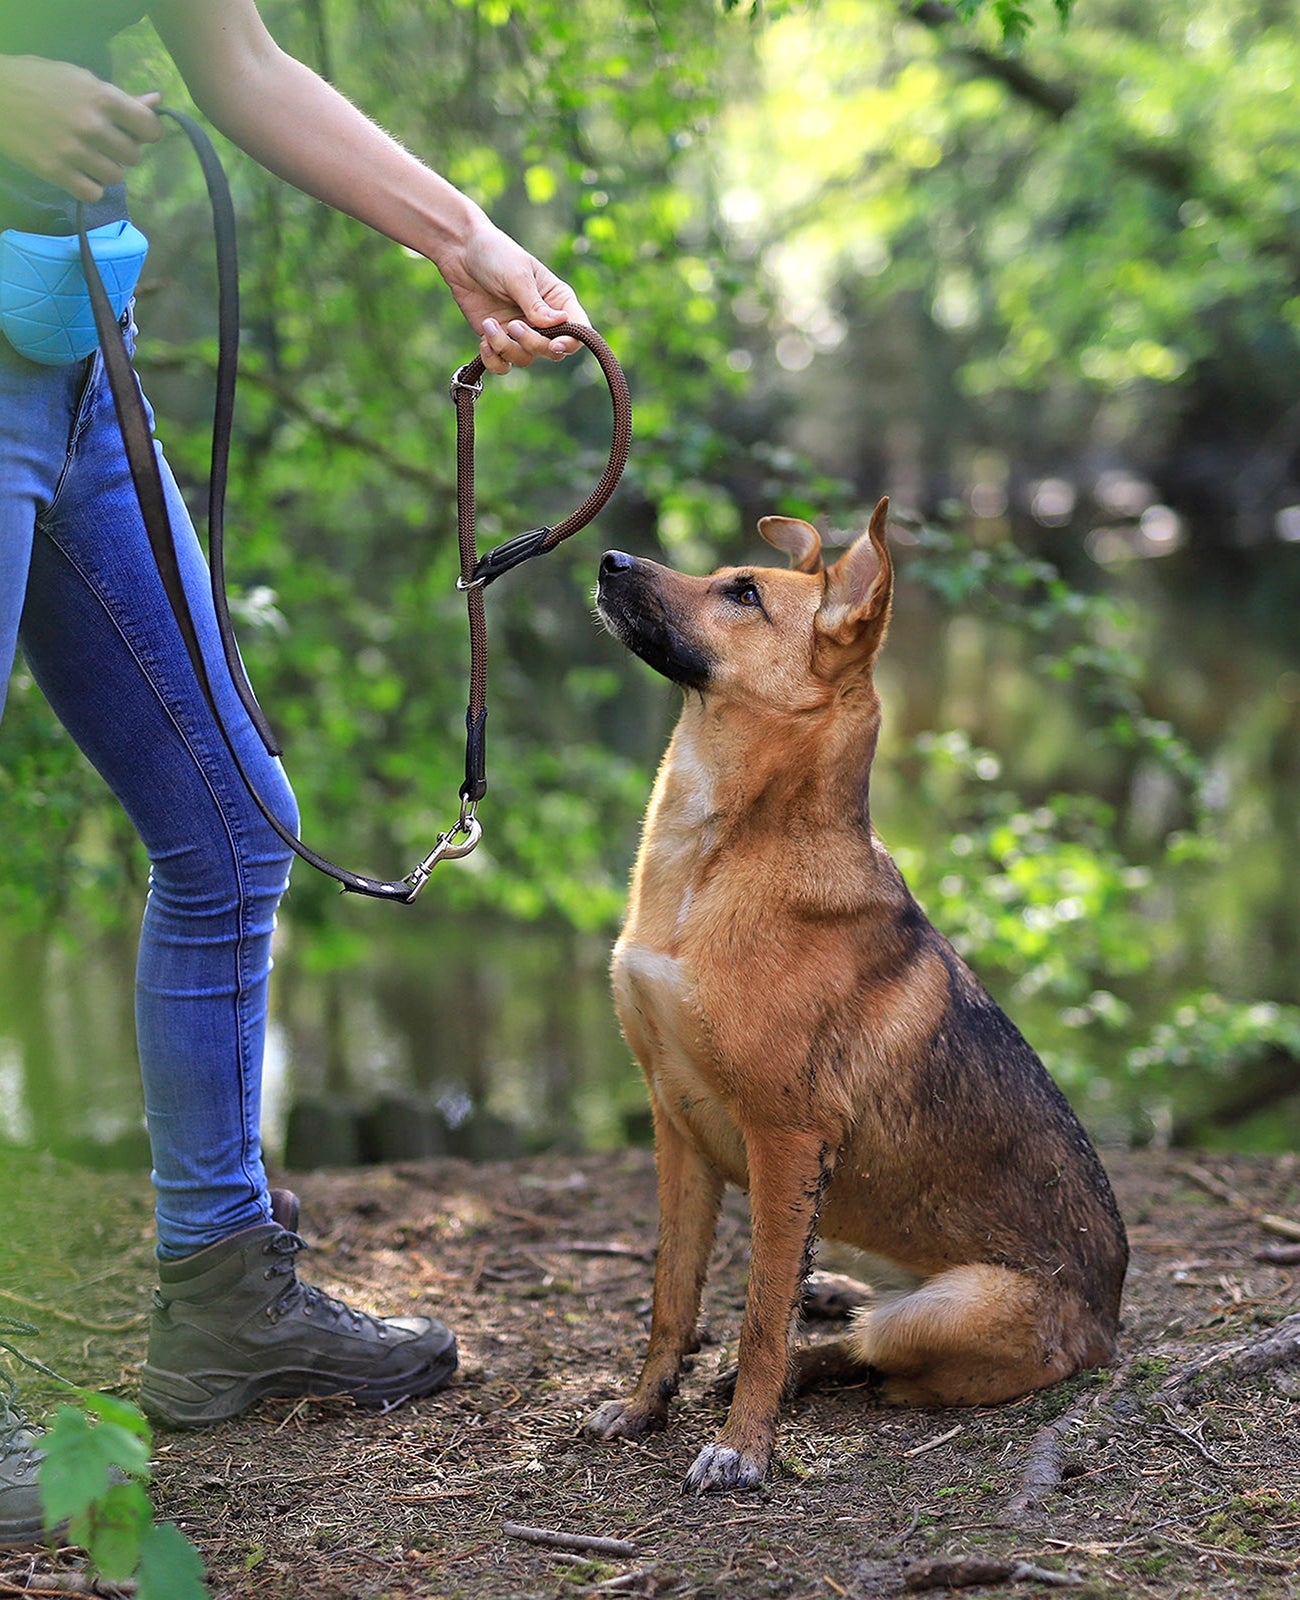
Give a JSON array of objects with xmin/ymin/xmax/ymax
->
[
  {"xmin": 584, "ymin": 1398, "xmax": 664, "ymax": 1441},
  {"xmin": 707, "ymin": 1364, "xmax": 738, "ymax": 1401},
  {"xmin": 801, "ymin": 1270, "xmax": 874, "ymax": 1321},
  {"xmin": 681, "ymin": 1442, "xmax": 768, "ymax": 1494}
]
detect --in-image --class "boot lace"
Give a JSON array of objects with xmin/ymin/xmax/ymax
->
[
  {"xmin": 261, "ymin": 1234, "xmax": 391, "ymax": 1336},
  {"xmin": 0, "ymin": 1317, "xmax": 76, "ymax": 1453}
]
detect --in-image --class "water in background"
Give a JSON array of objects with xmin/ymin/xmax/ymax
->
[
  {"xmin": 0, "ymin": 915, "xmax": 634, "ymax": 1173},
  {"xmin": 2, "ymin": 587, "xmax": 1298, "ymax": 1170}
]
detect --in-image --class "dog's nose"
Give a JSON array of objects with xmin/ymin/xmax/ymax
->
[{"xmin": 600, "ymin": 550, "xmax": 636, "ymax": 579}]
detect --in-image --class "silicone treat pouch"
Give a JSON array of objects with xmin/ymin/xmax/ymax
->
[{"xmin": 0, "ymin": 220, "xmax": 149, "ymax": 364}]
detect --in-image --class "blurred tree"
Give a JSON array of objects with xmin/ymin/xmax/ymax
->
[
  {"xmin": 718, "ymin": 0, "xmax": 1300, "ymax": 586},
  {"xmin": 2, "ymin": 0, "xmax": 1296, "ymax": 1149}
]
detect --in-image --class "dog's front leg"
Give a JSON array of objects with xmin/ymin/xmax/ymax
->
[
  {"xmin": 586, "ymin": 1105, "xmax": 724, "ymax": 1442},
  {"xmin": 683, "ymin": 1130, "xmax": 834, "ymax": 1494}
]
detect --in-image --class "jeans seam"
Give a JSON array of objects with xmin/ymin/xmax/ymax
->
[{"xmin": 46, "ymin": 354, "xmax": 103, "ymax": 514}]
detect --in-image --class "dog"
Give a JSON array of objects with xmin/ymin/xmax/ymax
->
[{"xmin": 587, "ymin": 498, "xmax": 1128, "ymax": 1494}]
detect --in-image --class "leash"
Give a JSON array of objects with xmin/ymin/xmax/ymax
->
[{"xmin": 77, "ymin": 108, "xmax": 631, "ymax": 903}]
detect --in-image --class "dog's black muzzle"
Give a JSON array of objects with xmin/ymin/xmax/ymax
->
[{"xmin": 597, "ymin": 551, "xmax": 712, "ymax": 690}]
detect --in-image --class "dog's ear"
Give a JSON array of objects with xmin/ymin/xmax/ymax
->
[
  {"xmin": 758, "ymin": 515, "xmax": 824, "ymax": 574},
  {"xmin": 816, "ymin": 497, "xmax": 893, "ymax": 660}
]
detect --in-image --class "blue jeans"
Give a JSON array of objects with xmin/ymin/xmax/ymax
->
[{"xmin": 0, "ymin": 321, "xmax": 297, "ymax": 1258}]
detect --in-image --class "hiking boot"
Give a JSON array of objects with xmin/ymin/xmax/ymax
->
[
  {"xmin": 139, "ymin": 1218, "xmax": 457, "ymax": 1428},
  {"xmin": 0, "ymin": 1383, "xmax": 49, "ymax": 1547}
]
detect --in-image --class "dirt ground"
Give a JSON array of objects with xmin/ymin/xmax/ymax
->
[{"xmin": 1, "ymin": 1145, "xmax": 1297, "ymax": 1600}]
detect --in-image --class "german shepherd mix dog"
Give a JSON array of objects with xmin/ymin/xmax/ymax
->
[{"xmin": 589, "ymin": 499, "xmax": 1128, "ymax": 1494}]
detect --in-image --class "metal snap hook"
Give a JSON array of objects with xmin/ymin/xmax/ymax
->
[{"xmin": 402, "ymin": 813, "xmax": 484, "ymax": 901}]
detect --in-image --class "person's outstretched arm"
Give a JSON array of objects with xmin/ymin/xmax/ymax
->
[{"xmin": 151, "ymin": 0, "xmax": 586, "ymax": 372}]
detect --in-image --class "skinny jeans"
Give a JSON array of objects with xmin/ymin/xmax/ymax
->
[{"xmin": 0, "ymin": 320, "xmax": 296, "ymax": 1258}]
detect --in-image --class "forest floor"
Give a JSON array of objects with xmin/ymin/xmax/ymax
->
[{"xmin": 1, "ymin": 1146, "xmax": 1298, "ymax": 1600}]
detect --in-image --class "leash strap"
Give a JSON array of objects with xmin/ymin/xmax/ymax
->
[
  {"xmin": 447, "ymin": 327, "xmax": 632, "ymax": 812},
  {"xmin": 78, "ymin": 109, "xmax": 631, "ymax": 903}
]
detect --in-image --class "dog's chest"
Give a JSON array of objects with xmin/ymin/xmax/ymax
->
[
  {"xmin": 627, "ymin": 740, "xmax": 719, "ymax": 944},
  {"xmin": 612, "ymin": 938, "xmax": 748, "ymax": 1185}
]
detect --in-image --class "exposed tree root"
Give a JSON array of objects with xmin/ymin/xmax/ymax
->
[{"xmin": 1164, "ymin": 1310, "xmax": 1300, "ymax": 1399}]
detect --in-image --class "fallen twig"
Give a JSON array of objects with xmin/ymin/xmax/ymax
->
[
  {"xmin": 0, "ymin": 1577, "xmax": 135, "ymax": 1597},
  {"xmin": 589, "ymin": 1569, "xmax": 657, "ymax": 1593},
  {"xmin": 1155, "ymin": 1408, "xmax": 1227, "ymax": 1467},
  {"xmin": 501, "ymin": 1521, "xmax": 637, "ymax": 1558},
  {"xmin": 1176, "ymin": 1164, "xmax": 1300, "ymax": 1241},
  {"xmin": 1004, "ymin": 1407, "xmax": 1084, "ymax": 1519},
  {"xmin": 1256, "ymin": 1243, "xmax": 1300, "ymax": 1264},
  {"xmin": 904, "ymin": 1423, "xmax": 963, "ymax": 1458},
  {"xmin": 553, "ymin": 1241, "xmax": 655, "ymax": 1261},
  {"xmin": 0, "ymin": 1289, "xmax": 144, "ymax": 1335},
  {"xmin": 903, "ymin": 1554, "xmax": 1084, "ymax": 1591}
]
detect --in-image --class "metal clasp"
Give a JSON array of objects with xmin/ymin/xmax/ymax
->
[
  {"xmin": 449, "ymin": 364, "xmax": 484, "ymax": 403},
  {"xmin": 403, "ymin": 804, "xmax": 482, "ymax": 902}
]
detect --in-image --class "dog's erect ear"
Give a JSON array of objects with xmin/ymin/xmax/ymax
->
[
  {"xmin": 816, "ymin": 497, "xmax": 893, "ymax": 659},
  {"xmin": 758, "ymin": 515, "xmax": 824, "ymax": 574}
]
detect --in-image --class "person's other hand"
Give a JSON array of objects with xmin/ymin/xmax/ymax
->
[
  {"xmin": 0, "ymin": 55, "xmax": 161, "ymax": 201},
  {"xmin": 440, "ymin": 214, "xmax": 589, "ymax": 374}
]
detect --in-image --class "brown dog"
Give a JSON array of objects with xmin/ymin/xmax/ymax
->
[{"xmin": 587, "ymin": 498, "xmax": 1128, "ymax": 1494}]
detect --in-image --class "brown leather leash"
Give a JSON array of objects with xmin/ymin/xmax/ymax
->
[
  {"xmin": 79, "ymin": 109, "xmax": 632, "ymax": 904},
  {"xmin": 428, "ymin": 326, "xmax": 634, "ymax": 898}
]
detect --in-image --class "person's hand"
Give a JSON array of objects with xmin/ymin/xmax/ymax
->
[
  {"xmin": 438, "ymin": 212, "xmax": 589, "ymax": 374},
  {"xmin": 0, "ymin": 55, "xmax": 162, "ymax": 202}
]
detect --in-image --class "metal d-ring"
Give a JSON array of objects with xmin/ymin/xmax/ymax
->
[{"xmin": 449, "ymin": 364, "xmax": 484, "ymax": 402}]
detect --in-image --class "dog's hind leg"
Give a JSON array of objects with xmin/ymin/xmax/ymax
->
[
  {"xmin": 683, "ymin": 1130, "xmax": 835, "ymax": 1493},
  {"xmin": 585, "ymin": 1106, "xmax": 724, "ymax": 1442},
  {"xmin": 839, "ymin": 1263, "xmax": 1086, "ymax": 1407}
]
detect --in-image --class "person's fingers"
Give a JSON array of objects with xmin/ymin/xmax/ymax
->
[
  {"xmin": 531, "ymin": 283, "xmax": 591, "ymax": 358},
  {"xmin": 506, "ymin": 319, "xmax": 570, "ymax": 363},
  {"xmin": 110, "ymin": 89, "xmax": 164, "ymax": 144},
  {"xmin": 59, "ymin": 169, "xmax": 106, "ymax": 204},
  {"xmin": 72, "ymin": 147, "xmax": 128, "ymax": 190},
  {"xmin": 87, "ymin": 121, "xmax": 153, "ymax": 171},
  {"xmin": 479, "ymin": 317, "xmax": 518, "ymax": 374}
]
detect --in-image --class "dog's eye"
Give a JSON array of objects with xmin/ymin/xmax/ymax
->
[{"xmin": 733, "ymin": 582, "xmax": 761, "ymax": 608}]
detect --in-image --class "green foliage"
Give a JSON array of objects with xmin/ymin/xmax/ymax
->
[
  {"xmin": 893, "ymin": 734, "xmax": 1152, "ymax": 1005},
  {"xmin": 954, "ymin": 0, "xmax": 1073, "ymax": 47},
  {"xmin": 1131, "ymin": 993, "xmax": 1300, "ymax": 1077},
  {"xmin": 4, "ymin": 0, "xmax": 1295, "ymax": 1147},
  {"xmin": 39, "ymin": 1392, "xmax": 206, "ymax": 1598}
]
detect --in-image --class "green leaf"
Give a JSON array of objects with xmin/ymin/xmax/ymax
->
[
  {"xmin": 39, "ymin": 1406, "xmax": 151, "ymax": 1528},
  {"xmin": 77, "ymin": 1391, "xmax": 154, "ymax": 1446},
  {"xmin": 39, "ymin": 1409, "xmax": 108, "ymax": 1526},
  {"xmin": 72, "ymin": 1480, "xmax": 153, "ymax": 1584},
  {"xmin": 136, "ymin": 1520, "xmax": 208, "ymax": 1600}
]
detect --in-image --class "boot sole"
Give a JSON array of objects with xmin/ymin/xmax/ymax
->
[
  {"xmin": 140, "ymin": 1337, "xmax": 458, "ymax": 1429},
  {"xmin": 0, "ymin": 1521, "xmax": 57, "ymax": 1548}
]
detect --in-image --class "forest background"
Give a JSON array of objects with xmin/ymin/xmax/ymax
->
[{"xmin": 2, "ymin": 0, "xmax": 1299, "ymax": 1171}]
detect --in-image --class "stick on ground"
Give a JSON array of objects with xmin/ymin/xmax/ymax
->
[
  {"xmin": 1004, "ymin": 1407, "xmax": 1084, "ymax": 1519},
  {"xmin": 501, "ymin": 1521, "xmax": 638, "ymax": 1558}
]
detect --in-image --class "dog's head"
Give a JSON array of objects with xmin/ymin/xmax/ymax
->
[{"xmin": 596, "ymin": 497, "xmax": 893, "ymax": 714}]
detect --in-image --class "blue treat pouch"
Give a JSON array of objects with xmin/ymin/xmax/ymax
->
[{"xmin": 0, "ymin": 220, "xmax": 148, "ymax": 365}]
